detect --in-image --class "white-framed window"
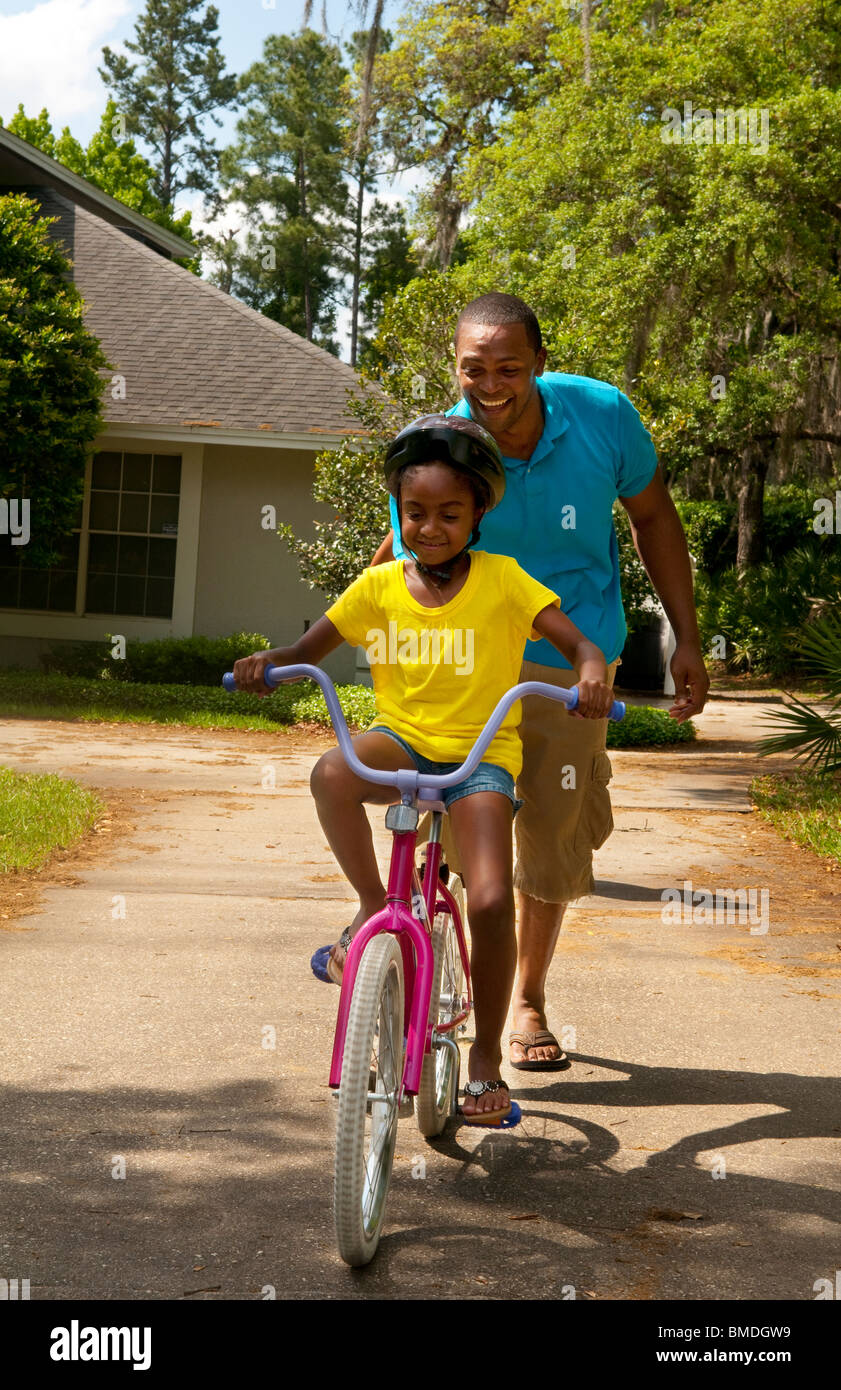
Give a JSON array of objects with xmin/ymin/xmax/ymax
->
[{"xmin": 0, "ymin": 450, "xmax": 181, "ymax": 618}]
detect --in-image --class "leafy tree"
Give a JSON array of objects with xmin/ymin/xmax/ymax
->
[
  {"xmin": 277, "ymin": 270, "xmax": 465, "ymax": 596},
  {"xmin": 0, "ymin": 195, "xmax": 109, "ymax": 565},
  {"xmin": 99, "ymin": 0, "xmax": 237, "ymax": 210},
  {"xmin": 284, "ymin": 0, "xmax": 841, "ymax": 607},
  {"xmin": 356, "ymin": 200, "xmax": 420, "ymax": 369},
  {"xmin": 341, "ymin": 25, "xmax": 421, "ymax": 366},
  {"xmin": 2, "ymin": 102, "xmax": 195, "ymax": 249},
  {"xmin": 371, "ymin": 0, "xmax": 553, "ymax": 265},
  {"xmin": 218, "ymin": 30, "xmax": 348, "ymax": 349},
  {"xmin": 343, "ymin": 21, "xmax": 391, "ymax": 367},
  {"xmin": 449, "ymin": 0, "xmax": 841, "ymax": 565}
]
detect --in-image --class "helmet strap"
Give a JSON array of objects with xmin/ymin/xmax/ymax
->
[{"xmin": 397, "ymin": 495, "xmax": 484, "ymax": 584}]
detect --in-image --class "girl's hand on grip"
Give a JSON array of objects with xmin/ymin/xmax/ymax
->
[
  {"xmin": 571, "ymin": 679, "xmax": 615, "ymax": 719},
  {"xmin": 232, "ymin": 651, "xmax": 275, "ymax": 694}
]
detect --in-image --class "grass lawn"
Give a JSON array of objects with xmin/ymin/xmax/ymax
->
[
  {"xmin": 0, "ymin": 671, "xmax": 695, "ymax": 746},
  {"xmin": 0, "ymin": 766, "xmax": 103, "ymax": 874},
  {"xmin": 751, "ymin": 769, "xmax": 841, "ymax": 866}
]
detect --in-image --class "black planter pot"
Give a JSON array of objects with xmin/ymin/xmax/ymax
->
[{"xmin": 618, "ymin": 618, "xmax": 666, "ymax": 691}]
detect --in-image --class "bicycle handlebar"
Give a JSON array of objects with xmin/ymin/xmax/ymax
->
[{"xmin": 223, "ymin": 664, "xmax": 624, "ymax": 797}]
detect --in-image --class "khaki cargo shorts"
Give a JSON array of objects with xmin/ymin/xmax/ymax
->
[{"xmin": 423, "ymin": 658, "xmax": 618, "ymax": 904}]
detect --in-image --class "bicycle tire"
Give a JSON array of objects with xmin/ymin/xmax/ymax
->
[
  {"xmin": 416, "ymin": 873, "xmax": 466, "ymax": 1138},
  {"xmin": 334, "ymin": 933, "xmax": 405, "ymax": 1267}
]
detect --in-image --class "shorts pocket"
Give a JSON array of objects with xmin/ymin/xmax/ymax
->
[{"xmin": 573, "ymin": 751, "xmax": 614, "ymax": 854}]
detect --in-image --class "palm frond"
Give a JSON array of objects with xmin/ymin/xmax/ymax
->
[
  {"xmin": 801, "ymin": 607, "xmax": 841, "ymax": 696},
  {"xmin": 758, "ymin": 695, "xmax": 841, "ymax": 774}
]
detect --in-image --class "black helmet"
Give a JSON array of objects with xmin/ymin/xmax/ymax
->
[{"xmin": 383, "ymin": 413, "xmax": 506, "ymax": 510}]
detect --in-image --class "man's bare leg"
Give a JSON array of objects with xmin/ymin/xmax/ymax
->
[{"xmin": 510, "ymin": 891, "xmax": 568, "ymax": 1064}]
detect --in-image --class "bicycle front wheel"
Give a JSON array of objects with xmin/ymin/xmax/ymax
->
[
  {"xmin": 334, "ymin": 933, "xmax": 405, "ymax": 1267},
  {"xmin": 416, "ymin": 873, "xmax": 466, "ymax": 1138}
]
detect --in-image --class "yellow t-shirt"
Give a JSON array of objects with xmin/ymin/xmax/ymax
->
[{"xmin": 325, "ymin": 550, "xmax": 561, "ymax": 778}]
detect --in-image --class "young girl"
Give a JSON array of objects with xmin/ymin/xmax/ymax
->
[{"xmin": 233, "ymin": 414, "xmax": 615, "ymax": 1124}]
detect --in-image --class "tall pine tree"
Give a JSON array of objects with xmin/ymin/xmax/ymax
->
[
  {"xmin": 219, "ymin": 30, "xmax": 348, "ymax": 350},
  {"xmin": 99, "ymin": 0, "xmax": 237, "ymax": 210}
]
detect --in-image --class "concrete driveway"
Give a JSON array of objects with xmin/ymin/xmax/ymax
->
[{"xmin": 0, "ymin": 701, "xmax": 839, "ymax": 1301}]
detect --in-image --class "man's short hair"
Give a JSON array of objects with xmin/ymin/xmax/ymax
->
[{"xmin": 454, "ymin": 293, "xmax": 543, "ymax": 355}]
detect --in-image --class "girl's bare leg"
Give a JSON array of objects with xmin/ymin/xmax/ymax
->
[
  {"xmin": 447, "ymin": 792, "xmax": 517, "ymax": 1119},
  {"xmin": 309, "ymin": 733, "xmax": 417, "ymax": 965}
]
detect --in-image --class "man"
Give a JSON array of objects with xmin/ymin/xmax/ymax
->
[{"xmin": 371, "ymin": 293, "xmax": 709, "ymax": 1070}]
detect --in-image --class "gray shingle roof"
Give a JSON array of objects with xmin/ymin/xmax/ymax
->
[
  {"xmin": 33, "ymin": 190, "xmax": 368, "ymax": 437},
  {"xmin": 0, "ymin": 124, "xmax": 194, "ymax": 259}
]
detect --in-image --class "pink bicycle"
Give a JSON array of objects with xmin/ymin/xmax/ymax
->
[{"xmin": 223, "ymin": 662, "xmax": 624, "ymax": 1266}]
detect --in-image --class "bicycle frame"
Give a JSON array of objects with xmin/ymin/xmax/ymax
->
[{"xmin": 328, "ymin": 805, "xmax": 471, "ymax": 1098}]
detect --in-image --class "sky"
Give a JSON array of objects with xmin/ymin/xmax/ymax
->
[{"xmin": 0, "ymin": 0, "xmax": 415, "ymax": 355}]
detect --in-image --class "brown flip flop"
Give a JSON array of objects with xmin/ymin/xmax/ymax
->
[{"xmin": 509, "ymin": 1030, "xmax": 570, "ymax": 1072}]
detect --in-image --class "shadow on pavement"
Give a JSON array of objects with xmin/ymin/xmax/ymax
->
[{"xmin": 2, "ymin": 1055, "xmax": 838, "ymax": 1300}]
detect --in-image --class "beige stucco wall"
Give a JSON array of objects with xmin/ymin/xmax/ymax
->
[
  {"xmin": 0, "ymin": 434, "xmax": 362, "ymax": 682},
  {"xmin": 193, "ymin": 443, "xmax": 356, "ymax": 683}
]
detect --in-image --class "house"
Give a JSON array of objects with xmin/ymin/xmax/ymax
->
[{"xmin": 0, "ymin": 125, "xmax": 369, "ymax": 683}]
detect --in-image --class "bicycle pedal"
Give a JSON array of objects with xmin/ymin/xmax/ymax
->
[{"xmin": 398, "ymin": 1094, "xmax": 415, "ymax": 1118}]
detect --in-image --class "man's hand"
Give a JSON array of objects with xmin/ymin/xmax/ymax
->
[{"xmin": 668, "ymin": 641, "xmax": 709, "ymax": 721}]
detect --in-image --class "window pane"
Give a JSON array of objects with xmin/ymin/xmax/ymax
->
[
  {"xmin": 145, "ymin": 577, "xmax": 174, "ymax": 618},
  {"xmin": 0, "ymin": 568, "xmax": 21, "ymax": 605},
  {"xmin": 48, "ymin": 570, "xmax": 77, "ymax": 611},
  {"xmin": 150, "ymin": 495, "xmax": 179, "ymax": 534},
  {"xmin": 20, "ymin": 569, "xmax": 50, "ymax": 609},
  {"xmin": 88, "ymin": 534, "xmax": 118, "ymax": 574},
  {"xmin": 86, "ymin": 572, "xmax": 116, "ymax": 613},
  {"xmin": 115, "ymin": 575, "xmax": 146, "ymax": 615},
  {"xmin": 82, "ymin": 451, "xmax": 180, "ymax": 620},
  {"xmin": 153, "ymin": 455, "xmax": 181, "ymax": 493},
  {"xmin": 118, "ymin": 535, "xmax": 148, "ymax": 575},
  {"xmin": 122, "ymin": 453, "xmax": 152, "ymax": 492},
  {"xmin": 52, "ymin": 533, "xmax": 80, "ymax": 568},
  {"xmin": 119, "ymin": 493, "xmax": 150, "ymax": 533},
  {"xmin": 89, "ymin": 491, "xmax": 119, "ymax": 530},
  {"xmin": 91, "ymin": 452, "xmax": 122, "ymax": 490},
  {"xmin": 148, "ymin": 538, "xmax": 176, "ymax": 578}
]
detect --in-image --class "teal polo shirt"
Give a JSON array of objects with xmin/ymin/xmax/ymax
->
[{"xmin": 388, "ymin": 372, "xmax": 658, "ymax": 670}]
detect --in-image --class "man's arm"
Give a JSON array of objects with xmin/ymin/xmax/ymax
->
[
  {"xmin": 370, "ymin": 530, "xmax": 395, "ymax": 566},
  {"xmin": 620, "ymin": 468, "xmax": 709, "ymax": 720},
  {"xmin": 531, "ymin": 604, "xmax": 614, "ymax": 718}
]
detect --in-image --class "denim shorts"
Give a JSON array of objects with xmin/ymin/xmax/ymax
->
[{"xmin": 369, "ymin": 725, "xmax": 524, "ymax": 815}]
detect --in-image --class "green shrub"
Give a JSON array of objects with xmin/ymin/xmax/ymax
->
[
  {"xmin": 41, "ymin": 640, "xmax": 113, "ymax": 679},
  {"xmin": 613, "ymin": 504, "xmax": 658, "ymax": 636},
  {"xmin": 764, "ymin": 483, "xmax": 822, "ymax": 558},
  {"xmin": 43, "ymin": 632, "xmax": 272, "ymax": 685},
  {"xmin": 674, "ymin": 499, "xmax": 737, "ymax": 574},
  {"xmin": 606, "ymin": 705, "xmax": 695, "ymax": 747},
  {"xmin": 291, "ymin": 684, "xmax": 377, "ymax": 729},
  {"xmin": 674, "ymin": 486, "xmax": 826, "ymax": 579},
  {"xmin": 695, "ymin": 546, "xmax": 841, "ymax": 676}
]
